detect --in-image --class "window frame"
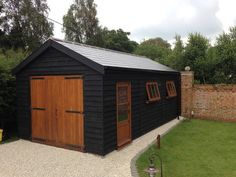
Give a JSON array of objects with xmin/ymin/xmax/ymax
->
[
  {"xmin": 146, "ymin": 81, "xmax": 161, "ymax": 102},
  {"xmin": 166, "ymin": 81, "xmax": 177, "ymax": 98}
]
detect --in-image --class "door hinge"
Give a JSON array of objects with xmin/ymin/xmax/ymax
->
[
  {"xmin": 65, "ymin": 110, "xmax": 84, "ymax": 115},
  {"xmin": 32, "ymin": 107, "xmax": 46, "ymax": 110}
]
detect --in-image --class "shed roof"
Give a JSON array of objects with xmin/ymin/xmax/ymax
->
[{"xmin": 13, "ymin": 38, "xmax": 178, "ymax": 74}]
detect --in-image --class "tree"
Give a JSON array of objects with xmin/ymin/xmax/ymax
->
[
  {"xmin": 167, "ymin": 35, "xmax": 185, "ymax": 70},
  {"xmin": 63, "ymin": 0, "xmax": 102, "ymax": 46},
  {"xmin": 101, "ymin": 28, "xmax": 138, "ymax": 53},
  {"xmin": 141, "ymin": 37, "xmax": 171, "ymax": 48},
  {"xmin": 183, "ymin": 33, "xmax": 210, "ymax": 83},
  {"xmin": 194, "ymin": 47, "xmax": 219, "ymax": 84},
  {"xmin": 63, "ymin": 0, "xmax": 139, "ymax": 52},
  {"xmin": 184, "ymin": 33, "xmax": 209, "ymax": 67},
  {"xmin": 214, "ymin": 27, "xmax": 236, "ymax": 84},
  {"xmin": 0, "ymin": 48, "xmax": 27, "ymax": 121},
  {"xmin": 0, "ymin": 0, "xmax": 53, "ymax": 50},
  {"xmin": 134, "ymin": 37, "xmax": 171, "ymax": 64}
]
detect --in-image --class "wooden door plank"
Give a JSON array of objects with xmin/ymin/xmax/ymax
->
[
  {"xmin": 59, "ymin": 76, "xmax": 84, "ymax": 147},
  {"xmin": 45, "ymin": 76, "xmax": 57, "ymax": 142},
  {"xmin": 31, "ymin": 77, "xmax": 47, "ymax": 140}
]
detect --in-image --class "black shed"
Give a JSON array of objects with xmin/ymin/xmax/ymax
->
[{"xmin": 13, "ymin": 38, "xmax": 180, "ymax": 155}]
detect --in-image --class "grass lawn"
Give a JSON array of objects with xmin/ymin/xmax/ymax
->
[{"xmin": 136, "ymin": 119, "xmax": 236, "ymax": 177}]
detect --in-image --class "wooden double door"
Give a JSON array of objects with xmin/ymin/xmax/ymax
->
[
  {"xmin": 30, "ymin": 75, "xmax": 84, "ymax": 150},
  {"xmin": 116, "ymin": 82, "xmax": 132, "ymax": 147}
]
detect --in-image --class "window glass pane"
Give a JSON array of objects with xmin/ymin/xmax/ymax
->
[
  {"xmin": 168, "ymin": 83, "xmax": 171, "ymax": 91},
  {"xmin": 118, "ymin": 104, "xmax": 128, "ymax": 122},
  {"xmin": 146, "ymin": 84, "xmax": 151, "ymax": 100},
  {"xmin": 170, "ymin": 83, "xmax": 173, "ymax": 94},
  {"xmin": 156, "ymin": 86, "xmax": 160, "ymax": 98},
  {"xmin": 168, "ymin": 83, "xmax": 172, "ymax": 95},
  {"xmin": 118, "ymin": 86, "xmax": 128, "ymax": 104},
  {"xmin": 152, "ymin": 84, "xmax": 157, "ymax": 98},
  {"xmin": 166, "ymin": 81, "xmax": 176, "ymax": 97},
  {"xmin": 151, "ymin": 84, "xmax": 155, "ymax": 98},
  {"xmin": 172, "ymin": 82, "xmax": 176, "ymax": 95},
  {"xmin": 171, "ymin": 82, "xmax": 175, "ymax": 96},
  {"xmin": 148, "ymin": 84, "xmax": 153, "ymax": 98},
  {"xmin": 172, "ymin": 84, "xmax": 175, "ymax": 95}
]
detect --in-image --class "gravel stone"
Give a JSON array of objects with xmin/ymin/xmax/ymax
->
[{"xmin": 0, "ymin": 118, "xmax": 182, "ymax": 177}]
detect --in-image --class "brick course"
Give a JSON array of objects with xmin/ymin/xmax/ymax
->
[{"xmin": 181, "ymin": 71, "xmax": 236, "ymax": 122}]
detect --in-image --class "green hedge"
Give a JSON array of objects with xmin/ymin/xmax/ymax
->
[{"xmin": 0, "ymin": 49, "xmax": 27, "ymax": 121}]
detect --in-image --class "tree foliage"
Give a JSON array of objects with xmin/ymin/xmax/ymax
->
[
  {"xmin": 183, "ymin": 33, "xmax": 210, "ymax": 83},
  {"xmin": 101, "ymin": 28, "xmax": 138, "ymax": 53},
  {"xmin": 214, "ymin": 27, "xmax": 236, "ymax": 83},
  {"xmin": 0, "ymin": 49, "xmax": 27, "ymax": 120},
  {"xmin": 63, "ymin": 0, "xmax": 101, "ymax": 46},
  {"xmin": 141, "ymin": 37, "xmax": 171, "ymax": 48},
  {"xmin": 134, "ymin": 37, "xmax": 171, "ymax": 64},
  {"xmin": 0, "ymin": 0, "xmax": 53, "ymax": 51},
  {"xmin": 166, "ymin": 35, "xmax": 185, "ymax": 71},
  {"xmin": 183, "ymin": 33, "xmax": 209, "ymax": 68},
  {"xmin": 179, "ymin": 31, "xmax": 235, "ymax": 84},
  {"xmin": 0, "ymin": 0, "xmax": 53, "ymax": 123},
  {"xmin": 63, "ymin": 1, "xmax": 138, "ymax": 53},
  {"xmin": 135, "ymin": 30, "xmax": 235, "ymax": 84}
]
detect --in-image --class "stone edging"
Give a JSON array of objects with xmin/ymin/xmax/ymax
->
[{"xmin": 130, "ymin": 118, "xmax": 184, "ymax": 177}]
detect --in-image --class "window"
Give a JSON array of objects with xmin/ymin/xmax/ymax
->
[
  {"xmin": 166, "ymin": 81, "xmax": 177, "ymax": 98},
  {"xmin": 146, "ymin": 82, "xmax": 161, "ymax": 102}
]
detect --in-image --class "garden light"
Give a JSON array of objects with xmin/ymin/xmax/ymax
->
[
  {"xmin": 144, "ymin": 153, "xmax": 163, "ymax": 177},
  {"xmin": 191, "ymin": 110, "xmax": 194, "ymax": 118}
]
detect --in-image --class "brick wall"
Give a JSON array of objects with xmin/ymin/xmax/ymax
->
[{"xmin": 181, "ymin": 71, "xmax": 236, "ymax": 122}]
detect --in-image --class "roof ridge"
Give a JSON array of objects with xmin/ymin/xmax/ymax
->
[{"xmin": 50, "ymin": 37, "xmax": 149, "ymax": 59}]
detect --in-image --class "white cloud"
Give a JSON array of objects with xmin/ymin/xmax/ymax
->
[
  {"xmin": 47, "ymin": 0, "xmax": 73, "ymax": 39},
  {"xmin": 47, "ymin": 0, "xmax": 236, "ymax": 43},
  {"xmin": 131, "ymin": 0, "xmax": 223, "ymax": 42},
  {"xmin": 216, "ymin": 0, "xmax": 236, "ymax": 32}
]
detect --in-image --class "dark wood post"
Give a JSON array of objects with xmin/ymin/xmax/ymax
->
[{"xmin": 157, "ymin": 134, "xmax": 160, "ymax": 149}]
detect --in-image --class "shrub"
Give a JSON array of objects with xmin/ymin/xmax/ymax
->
[{"xmin": 0, "ymin": 49, "xmax": 27, "ymax": 121}]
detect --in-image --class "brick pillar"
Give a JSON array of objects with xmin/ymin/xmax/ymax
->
[{"xmin": 181, "ymin": 71, "xmax": 194, "ymax": 117}]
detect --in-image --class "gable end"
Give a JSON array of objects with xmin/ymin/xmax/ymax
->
[{"xmin": 12, "ymin": 39, "xmax": 105, "ymax": 75}]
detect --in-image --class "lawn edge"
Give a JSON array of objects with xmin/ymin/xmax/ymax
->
[{"xmin": 130, "ymin": 117, "xmax": 184, "ymax": 177}]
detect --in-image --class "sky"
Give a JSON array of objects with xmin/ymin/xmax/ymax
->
[{"xmin": 47, "ymin": 0, "xmax": 236, "ymax": 44}]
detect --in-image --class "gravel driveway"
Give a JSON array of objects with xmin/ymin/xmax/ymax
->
[{"xmin": 0, "ymin": 118, "xmax": 182, "ymax": 177}]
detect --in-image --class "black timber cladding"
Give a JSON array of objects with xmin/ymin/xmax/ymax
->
[
  {"xmin": 16, "ymin": 47, "xmax": 104, "ymax": 155},
  {"xmin": 103, "ymin": 68, "xmax": 180, "ymax": 154}
]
